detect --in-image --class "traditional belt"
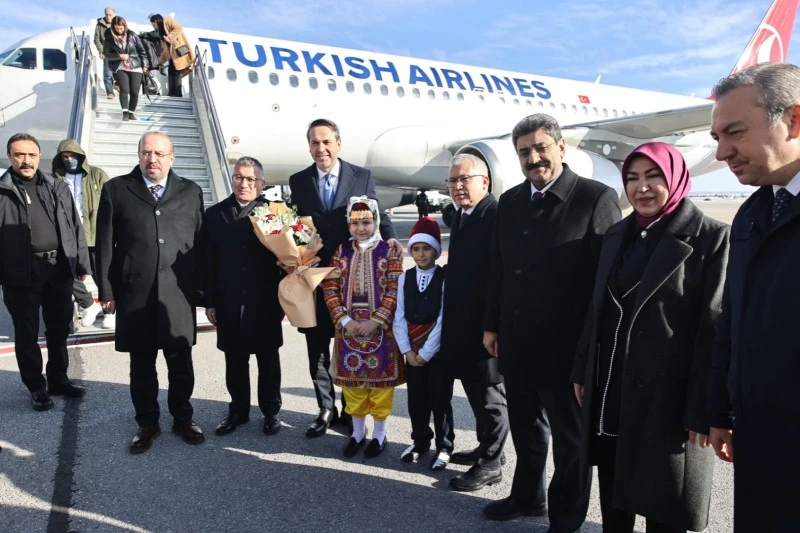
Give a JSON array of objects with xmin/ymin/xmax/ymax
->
[{"xmin": 33, "ymin": 250, "xmax": 58, "ymax": 259}]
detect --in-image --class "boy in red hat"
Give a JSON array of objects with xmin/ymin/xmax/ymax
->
[{"xmin": 392, "ymin": 217, "xmax": 454, "ymax": 470}]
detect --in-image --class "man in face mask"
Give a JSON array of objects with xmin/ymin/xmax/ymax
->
[{"xmin": 52, "ymin": 139, "xmax": 111, "ymax": 329}]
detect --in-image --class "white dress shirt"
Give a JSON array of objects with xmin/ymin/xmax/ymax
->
[
  {"xmin": 317, "ymin": 161, "xmax": 341, "ymax": 201},
  {"xmin": 392, "ymin": 266, "xmax": 445, "ymax": 362},
  {"xmin": 530, "ymin": 166, "xmax": 562, "ymax": 198},
  {"xmin": 142, "ymin": 174, "xmax": 168, "ymax": 200},
  {"xmin": 773, "ymin": 170, "xmax": 800, "ymax": 197}
]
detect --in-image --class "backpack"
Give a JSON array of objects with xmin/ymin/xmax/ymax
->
[{"xmin": 143, "ymin": 70, "xmax": 161, "ymax": 96}]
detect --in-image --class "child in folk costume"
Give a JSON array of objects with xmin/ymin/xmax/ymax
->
[
  {"xmin": 392, "ymin": 217, "xmax": 454, "ymax": 470},
  {"xmin": 322, "ymin": 197, "xmax": 404, "ymax": 458}
]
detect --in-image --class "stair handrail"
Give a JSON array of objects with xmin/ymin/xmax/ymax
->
[
  {"xmin": 66, "ymin": 29, "xmax": 94, "ymax": 143},
  {"xmin": 192, "ymin": 46, "xmax": 232, "ymax": 197}
]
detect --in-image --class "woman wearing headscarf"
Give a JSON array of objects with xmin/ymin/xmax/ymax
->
[
  {"xmin": 149, "ymin": 14, "xmax": 195, "ymax": 97},
  {"xmin": 571, "ymin": 142, "xmax": 729, "ymax": 533},
  {"xmin": 103, "ymin": 16, "xmax": 149, "ymax": 121}
]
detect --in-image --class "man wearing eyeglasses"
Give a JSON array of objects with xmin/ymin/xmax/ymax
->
[
  {"xmin": 202, "ymin": 157, "xmax": 284, "ymax": 437},
  {"xmin": 439, "ymin": 153, "xmax": 509, "ymax": 492},
  {"xmin": 482, "ymin": 114, "xmax": 620, "ymax": 531},
  {"xmin": 95, "ymin": 131, "xmax": 206, "ymax": 454}
]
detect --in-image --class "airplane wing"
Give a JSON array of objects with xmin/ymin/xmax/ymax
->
[{"xmin": 562, "ymin": 102, "xmax": 714, "ymax": 139}]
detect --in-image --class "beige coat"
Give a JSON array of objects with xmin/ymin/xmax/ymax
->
[{"xmin": 160, "ymin": 17, "xmax": 195, "ymax": 76}]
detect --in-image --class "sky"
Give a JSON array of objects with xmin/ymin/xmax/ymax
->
[{"xmin": 0, "ymin": 0, "xmax": 794, "ymax": 192}]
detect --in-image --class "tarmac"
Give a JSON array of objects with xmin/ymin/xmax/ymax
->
[{"xmin": 0, "ymin": 201, "xmax": 741, "ymax": 532}]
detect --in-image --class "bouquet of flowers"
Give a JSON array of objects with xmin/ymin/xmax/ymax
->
[{"xmin": 249, "ymin": 202, "xmax": 336, "ymax": 328}]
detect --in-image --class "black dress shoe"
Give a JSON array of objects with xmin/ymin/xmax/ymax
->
[
  {"xmin": 400, "ymin": 442, "xmax": 431, "ymax": 462},
  {"xmin": 306, "ymin": 408, "xmax": 335, "ymax": 438},
  {"xmin": 484, "ymin": 496, "xmax": 547, "ymax": 521},
  {"xmin": 263, "ymin": 416, "xmax": 281, "ymax": 436},
  {"xmin": 31, "ymin": 390, "xmax": 54, "ymax": 411},
  {"xmin": 449, "ymin": 464, "xmax": 503, "ymax": 492},
  {"xmin": 430, "ymin": 449, "xmax": 451, "ymax": 471},
  {"xmin": 47, "ymin": 380, "xmax": 85, "ymax": 398},
  {"xmin": 130, "ymin": 425, "xmax": 161, "ymax": 454},
  {"xmin": 343, "ymin": 434, "xmax": 368, "ymax": 457},
  {"xmin": 364, "ymin": 437, "xmax": 387, "ymax": 458},
  {"xmin": 450, "ymin": 446, "xmax": 506, "ymax": 465},
  {"xmin": 172, "ymin": 420, "xmax": 205, "ymax": 445},
  {"xmin": 215, "ymin": 413, "xmax": 250, "ymax": 435}
]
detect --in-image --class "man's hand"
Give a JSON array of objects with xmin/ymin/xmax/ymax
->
[
  {"xmin": 574, "ymin": 383, "xmax": 584, "ymax": 407},
  {"xmin": 205, "ymin": 308, "xmax": 217, "ymax": 325},
  {"xmin": 405, "ymin": 351, "xmax": 423, "ymax": 367},
  {"xmin": 687, "ymin": 430, "xmax": 710, "ymax": 448},
  {"xmin": 79, "ymin": 274, "xmax": 89, "ymax": 281},
  {"xmin": 709, "ymin": 427, "xmax": 734, "ymax": 462},
  {"xmin": 483, "ymin": 331, "xmax": 498, "ymax": 357},
  {"xmin": 102, "ymin": 300, "xmax": 116, "ymax": 314},
  {"xmin": 387, "ymin": 238, "xmax": 403, "ymax": 257},
  {"xmin": 99, "ymin": 53, "xmax": 105, "ymax": 59}
]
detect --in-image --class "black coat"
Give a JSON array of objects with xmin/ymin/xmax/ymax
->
[
  {"xmin": 572, "ymin": 200, "xmax": 728, "ymax": 531},
  {"xmin": 103, "ymin": 30, "xmax": 148, "ymax": 72},
  {"xmin": 95, "ymin": 166, "xmax": 204, "ymax": 352},
  {"xmin": 202, "ymin": 196, "xmax": 284, "ymax": 353},
  {"xmin": 485, "ymin": 165, "xmax": 621, "ymax": 384},
  {"xmin": 439, "ymin": 193, "xmax": 501, "ymax": 383},
  {"xmin": 0, "ymin": 169, "xmax": 90, "ymax": 286},
  {"xmin": 708, "ymin": 186, "xmax": 800, "ymax": 531}
]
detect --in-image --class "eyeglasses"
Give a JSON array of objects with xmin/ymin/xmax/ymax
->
[
  {"xmin": 516, "ymin": 141, "xmax": 557, "ymax": 158},
  {"xmin": 233, "ymin": 174, "xmax": 261, "ymax": 185},
  {"xmin": 139, "ymin": 150, "xmax": 172, "ymax": 159},
  {"xmin": 445, "ymin": 175, "xmax": 482, "ymax": 186}
]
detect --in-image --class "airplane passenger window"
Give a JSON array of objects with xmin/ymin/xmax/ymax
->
[
  {"xmin": 593, "ymin": 107, "xmax": 599, "ymax": 116},
  {"xmin": 396, "ymin": 86, "xmax": 405, "ymax": 97},
  {"xmin": 363, "ymin": 83, "xmax": 372, "ymax": 94},
  {"xmin": 457, "ymin": 93, "xmax": 464, "ymax": 101},
  {"xmin": 412, "ymin": 88, "xmax": 420, "ymax": 98},
  {"xmin": 571, "ymin": 105, "xmax": 577, "ymax": 114},
  {"xmin": 582, "ymin": 105, "xmax": 588, "ymax": 115},
  {"xmin": 328, "ymin": 79, "xmax": 337, "ymax": 91},
  {"xmin": 613, "ymin": 109, "xmax": 618, "ymax": 117},
  {"xmin": 602, "ymin": 108, "xmax": 609, "ymax": 117},
  {"xmin": 513, "ymin": 98, "xmax": 519, "ymax": 105},
  {"xmin": 560, "ymin": 103, "xmax": 567, "ymax": 112},
  {"xmin": 290, "ymin": 75, "xmax": 299, "ymax": 87},
  {"xmin": 309, "ymin": 77, "xmax": 318, "ymax": 89},
  {"xmin": 2, "ymin": 47, "xmax": 36, "ymax": 69},
  {"xmin": 269, "ymin": 73, "xmax": 278, "ymax": 85},
  {"xmin": 43, "ymin": 49, "xmax": 67, "ymax": 71},
  {"xmin": 380, "ymin": 84, "xmax": 388, "ymax": 96},
  {"xmin": 622, "ymin": 110, "xmax": 628, "ymax": 116},
  {"xmin": 548, "ymin": 102, "xmax": 556, "ymax": 110},
  {"xmin": 249, "ymin": 71, "xmax": 259, "ymax": 83},
  {"xmin": 226, "ymin": 68, "xmax": 237, "ymax": 81},
  {"xmin": 525, "ymin": 100, "xmax": 532, "ymax": 106},
  {"xmin": 443, "ymin": 91, "xmax": 450, "ymax": 101},
  {"xmin": 207, "ymin": 66, "xmax": 215, "ymax": 79},
  {"xmin": 427, "ymin": 90, "xmax": 435, "ymax": 99},
  {"xmin": 346, "ymin": 81, "xmax": 355, "ymax": 93},
  {"xmin": 537, "ymin": 101, "xmax": 544, "ymax": 108},
  {"xmin": 478, "ymin": 95, "xmax": 485, "ymax": 102},
  {"xmin": 499, "ymin": 97, "xmax": 506, "ymax": 104}
]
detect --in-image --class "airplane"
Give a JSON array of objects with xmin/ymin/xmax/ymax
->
[{"xmin": 0, "ymin": 0, "xmax": 796, "ymax": 211}]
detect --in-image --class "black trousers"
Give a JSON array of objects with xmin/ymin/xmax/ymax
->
[
  {"xmin": 3, "ymin": 256, "xmax": 72, "ymax": 392},
  {"xmin": 167, "ymin": 60, "xmax": 182, "ymax": 97},
  {"xmin": 225, "ymin": 348, "xmax": 282, "ymax": 418},
  {"xmin": 460, "ymin": 379, "xmax": 509, "ymax": 469},
  {"xmin": 114, "ymin": 70, "xmax": 142, "ymax": 112},
  {"xmin": 129, "ymin": 347, "xmax": 194, "ymax": 427},
  {"xmin": 72, "ymin": 247, "xmax": 95, "ymax": 308},
  {"xmin": 594, "ymin": 436, "xmax": 685, "ymax": 533},
  {"xmin": 304, "ymin": 326, "xmax": 340, "ymax": 411},
  {"xmin": 405, "ymin": 356, "xmax": 455, "ymax": 452},
  {"xmin": 506, "ymin": 376, "xmax": 591, "ymax": 533}
]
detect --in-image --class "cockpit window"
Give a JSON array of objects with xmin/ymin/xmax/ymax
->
[
  {"xmin": 2, "ymin": 47, "xmax": 36, "ymax": 69},
  {"xmin": 43, "ymin": 49, "xmax": 66, "ymax": 71}
]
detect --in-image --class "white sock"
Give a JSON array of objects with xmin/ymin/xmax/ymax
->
[
  {"xmin": 373, "ymin": 420, "xmax": 386, "ymax": 443},
  {"xmin": 351, "ymin": 416, "xmax": 366, "ymax": 442}
]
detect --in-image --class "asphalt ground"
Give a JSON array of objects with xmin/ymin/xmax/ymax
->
[{"xmin": 0, "ymin": 203, "xmax": 737, "ymax": 532}]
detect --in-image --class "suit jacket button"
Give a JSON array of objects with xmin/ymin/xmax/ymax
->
[
  {"xmin": 514, "ymin": 269, "xmax": 522, "ymax": 275},
  {"xmin": 637, "ymin": 330, "xmax": 646, "ymax": 338},
  {"xmin": 158, "ymin": 238, "xmax": 165, "ymax": 244},
  {"xmin": 155, "ymin": 210, "xmax": 161, "ymax": 215},
  {"xmin": 522, "ymin": 229, "xmax": 529, "ymax": 236},
  {"xmin": 514, "ymin": 309, "xmax": 520, "ymax": 316},
  {"xmin": 636, "ymin": 379, "xmax": 645, "ymax": 388}
]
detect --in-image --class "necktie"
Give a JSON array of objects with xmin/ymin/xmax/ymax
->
[
  {"xmin": 458, "ymin": 212, "xmax": 469, "ymax": 231},
  {"xmin": 149, "ymin": 184, "xmax": 163, "ymax": 202},
  {"xmin": 323, "ymin": 173, "xmax": 335, "ymax": 211},
  {"xmin": 772, "ymin": 187, "xmax": 793, "ymax": 223},
  {"xmin": 531, "ymin": 191, "xmax": 544, "ymax": 201}
]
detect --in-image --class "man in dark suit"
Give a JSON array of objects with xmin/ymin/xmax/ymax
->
[
  {"xmin": 439, "ymin": 153, "xmax": 509, "ymax": 492},
  {"xmin": 95, "ymin": 131, "xmax": 205, "ymax": 454},
  {"xmin": 203, "ymin": 157, "xmax": 284, "ymax": 437},
  {"xmin": 483, "ymin": 114, "xmax": 621, "ymax": 531},
  {"xmin": 288, "ymin": 118, "xmax": 399, "ymax": 438},
  {"xmin": 708, "ymin": 63, "xmax": 800, "ymax": 532}
]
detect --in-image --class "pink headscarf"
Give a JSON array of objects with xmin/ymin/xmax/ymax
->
[{"xmin": 621, "ymin": 142, "xmax": 692, "ymax": 228}]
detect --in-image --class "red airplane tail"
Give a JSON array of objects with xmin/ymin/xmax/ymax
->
[{"xmin": 730, "ymin": 0, "xmax": 799, "ymax": 74}]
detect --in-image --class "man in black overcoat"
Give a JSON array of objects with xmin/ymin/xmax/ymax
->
[
  {"xmin": 288, "ymin": 118, "xmax": 399, "ymax": 438},
  {"xmin": 203, "ymin": 157, "xmax": 284, "ymax": 437},
  {"xmin": 95, "ymin": 132, "xmax": 205, "ymax": 454},
  {"xmin": 439, "ymin": 154, "xmax": 509, "ymax": 492},
  {"xmin": 708, "ymin": 63, "xmax": 800, "ymax": 533},
  {"xmin": 483, "ymin": 114, "xmax": 621, "ymax": 531}
]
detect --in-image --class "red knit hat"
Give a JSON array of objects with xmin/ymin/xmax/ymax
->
[{"xmin": 407, "ymin": 217, "xmax": 442, "ymax": 257}]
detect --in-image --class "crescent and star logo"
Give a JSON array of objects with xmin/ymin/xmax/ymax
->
[{"xmin": 734, "ymin": 23, "xmax": 786, "ymax": 73}]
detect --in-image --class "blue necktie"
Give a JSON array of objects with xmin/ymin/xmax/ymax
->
[
  {"xmin": 149, "ymin": 184, "xmax": 163, "ymax": 202},
  {"xmin": 323, "ymin": 174, "xmax": 335, "ymax": 211},
  {"xmin": 772, "ymin": 187, "xmax": 793, "ymax": 223}
]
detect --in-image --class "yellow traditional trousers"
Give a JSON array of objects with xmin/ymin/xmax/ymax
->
[{"xmin": 343, "ymin": 387, "xmax": 395, "ymax": 421}]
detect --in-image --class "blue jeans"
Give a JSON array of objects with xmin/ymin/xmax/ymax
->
[{"xmin": 103, "ymin": 57, "xmax": 114, "ymax": 95}]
